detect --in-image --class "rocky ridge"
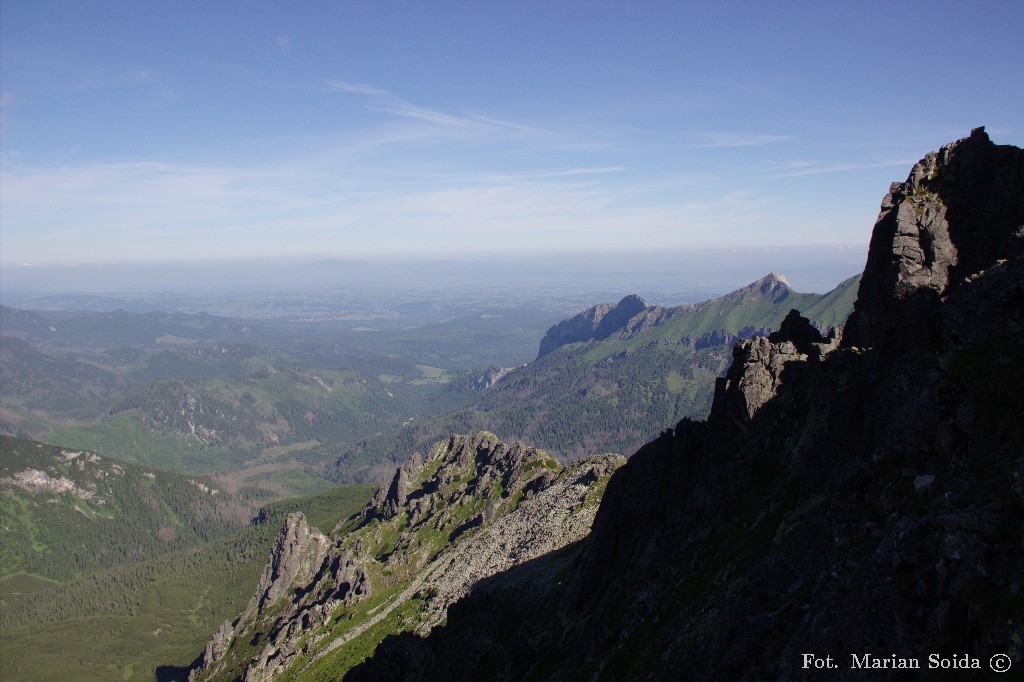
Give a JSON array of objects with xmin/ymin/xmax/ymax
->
[
  {"xmin": 536, "ymin": 272, "xmax": 809, "ymax": 359},
  {"xmin": 348, "ymin": 128, "xmax": 1024, "ymax": 680},
  {"xmin": 189, "ymin": 432, "xmax": 624, "ymax": 681}
]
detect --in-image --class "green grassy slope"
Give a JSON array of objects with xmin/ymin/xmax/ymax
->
[
  {"xmin": 641, "ymin": 285, "xmax": 822, "ymax": 344},
  {"xmin": 800, "ymin": 273, "xmax": 861, "ymax": 329}
]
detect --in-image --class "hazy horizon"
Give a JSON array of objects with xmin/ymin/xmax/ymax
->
[{"xmin": 0, "ymin": 245, "xmax": 867, "ymax": 305}]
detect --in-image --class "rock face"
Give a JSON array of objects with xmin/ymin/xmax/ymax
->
[
  {"xmin": 371, "ymin": 452, "xmax": 423, "ymax": 520},
  {"xmin": 188, "ymin": 513, "xmax": 342, "ymax": 682},
  {"xmin": 712, "ymin": 309, "xmax": 836, "ymax": 422},
  {"xmin": 469, "ymin": 364, "xmax": 521, "ymax": 391},
  {"xmin": 189, "ymin": 432, "xmax": 624, "ymax": 682},
  {"xmin": 347, "ymin": 130, "xmax": 1024, "ymax": 680},
  {"xmin": 844, "ymin": 126, "xmax": 1024, "ymax": 349},
  {"xmin": 537, "ymin": 294, "xmax": 658, "ymax": 358},
  {"xmin": 249, "ymin": 513, "xmax": 332, "ymax": 617}
]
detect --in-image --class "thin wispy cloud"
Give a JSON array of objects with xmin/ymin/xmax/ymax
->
[
  {"xmin": 529, "ymin": 166, "xmax": 626, "ymax": 179},
  {"xmin": 438, "ymin": 167, "xmax": 628, "ymax": 186},
  {"xmin": 760, "ymin": 159, "xmax": 914, "ymax": 179},
  {"xmin": 323, "ymin": 78, "xmax": 548, "ymax": 136},
  {"xmin": 376, "ymin": 101, "xmax": 482, "ymax": 129},
  {"xmin": 695, "ymin": 132, "xmax": 793, "ymax": 148},
  {"xmin": 461, "ymin": 112, "xmax": 552, "ymax": 136},
  {"xmin": 323, "ymin": 79, "xmax": 392, "ymax": 98},
  {"xmin": 763, "ymin": 159, "xmax": 816, "ymax": 170}
]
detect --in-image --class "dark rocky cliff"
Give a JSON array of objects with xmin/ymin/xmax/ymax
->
[
  {"xmin": 844, "ymin": 126, "xmax": 1024, "ymax": 349},
  {"xmin": 348, "ymin": 129, "xmax": 1024, "ymax": 680}
]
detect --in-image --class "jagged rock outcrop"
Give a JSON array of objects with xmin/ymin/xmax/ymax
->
[
  {"xmin": 844, "ymin": 126, "xmax": 1024, "ymax": 349},
  {"xmin": 189, "ymin": 432, "xmax": 624, "ymax": 682},
  {"xmin": 250, "ymin": 513, "xmax": 331, "ymax": 617},
  {"xmin": 711, "ymin": 309, "xmax": 836, "ymax": 422},
  {"xmin": 370, "ymin": 452, "xmax": 423, "ymax": 520},
  {"xmin": 192, "ymin": 620, "xmax": 233, "ymax": 680},
  {"xmin": 470, "ymin": 364, "xmax": 521, "ymax": 391},
  {"xmin": 188, "ymin": 513, "xmax": 337, "ymax": 681},
  {"xmin": 348, "ymin": 130, "xmax": 1024, "ymax": 681}
]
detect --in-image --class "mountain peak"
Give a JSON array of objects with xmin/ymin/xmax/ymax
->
[
  {"xmin": 843, "ymin": 126, "xmax": 1024, "ymax": 348},
  {"xmin": 616, "ymin": 293, "xmax": 648, "ymax": 308},
  {"xmin": 536, "ymin": 293, "xmax": 656, "ymax": 358},
  {"xmin": 708, "ymin": 271, "xmax": 793, "ymax": 307},
  {"xmin": 751, "ymin": 271, "xmax": 791, "ymax": 293}
]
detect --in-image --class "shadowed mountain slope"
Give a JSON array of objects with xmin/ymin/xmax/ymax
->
[{"xmin": 347, "ymin": 128, "xmax": 1024, "ymax": 680}]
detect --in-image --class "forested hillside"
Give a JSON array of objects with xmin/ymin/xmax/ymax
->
[
  {"xmin": 0, "ymin": 435, "xmax": 375, "ymax": 681},
  {"xmin": 0, "ymin": 292, "xmax": 570, "ymax": 490},
  {"xmin": 0, "ymin": 333, "xmax": 470, "ymax": 494}
]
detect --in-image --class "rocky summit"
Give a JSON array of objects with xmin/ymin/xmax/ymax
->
[
  {"xmin": 535, "ymin": 271, "xmax": 823, "ymax": 360},
  {"xmin": 188, "ymin": 432, "xmax": 623, "ymax": 681},
  {"xmin": 345, "ymin": 129, "xmax": 1024, "ymax": 680}
]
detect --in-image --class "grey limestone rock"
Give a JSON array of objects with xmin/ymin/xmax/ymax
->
[
  {"xmin": 537, "ymin": 294, "xmax": 656, "ymax": 358},
  {"xmin": 372, "ymin": 452, "xmax": 423, "ymax": 519},
  {"xmin": 844, "ymin": 126, "xmax": 1024, "ymax": 349},
  {"xmin": 249, "ymin": 512, "xmax": 331, "ymax": 617}
]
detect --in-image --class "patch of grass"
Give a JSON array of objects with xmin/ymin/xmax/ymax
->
[
  {"xmin": 292, "ymin": 595, "xmax": 429, "ymax": 682},
  {"xmin": 0, "ymin": 571, "xmax": 63, "ymax": 593}
]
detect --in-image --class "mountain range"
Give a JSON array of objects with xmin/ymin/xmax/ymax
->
[
  {"xmin": 335, "ymin": 272, "xmax": 859, "ymax": 476},
  {"xmin": 2, "ymin": 266, "xmax": 859, "ymax": 491},
  {"xmin": 190, "ymin": 128, "xmax": 1023, "ymax": 680}
]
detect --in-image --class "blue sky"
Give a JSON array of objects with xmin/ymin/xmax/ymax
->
[{"xmin": 1, "ymin": 0, "xmax": 1022, "ymax": 266}]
